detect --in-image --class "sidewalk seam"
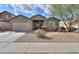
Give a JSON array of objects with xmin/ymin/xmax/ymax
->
[{"xmin": 24, "ymin": 43, "xmax": 31, "ymax": 54}]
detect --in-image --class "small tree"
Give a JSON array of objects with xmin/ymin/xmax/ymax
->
[{"xmin": 51, "ymin": 4, "xmax": 79, "ymax": 32}]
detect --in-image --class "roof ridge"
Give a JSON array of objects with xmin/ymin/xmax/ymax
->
[{"xmin": 0, "ymin": 11, "xmax": 15, "ymax": 16}]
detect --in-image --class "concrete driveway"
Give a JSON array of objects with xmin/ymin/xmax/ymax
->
[{"xmin": 0, "ymin": 31, "xmax": 25, "ymax": 43}]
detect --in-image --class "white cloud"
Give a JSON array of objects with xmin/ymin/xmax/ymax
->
[
  {"xmin": 11, "ymin": 4, "xmax": 36, "ymax": 14},
  {"xmin": 32, "ymin": 4, "xmax": 52, "ymax": 16},
  {"xmin": 10, "ymin": 4, "xmax": 52, "ymax": 17}
]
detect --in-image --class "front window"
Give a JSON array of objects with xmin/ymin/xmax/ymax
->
[{"xmin": 48, "ymin": 22, "xmax": 55, "ymax": 29}]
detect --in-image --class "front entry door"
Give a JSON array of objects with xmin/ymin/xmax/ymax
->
[{"xmin": 32, "ymin": 20, "xmax": 43, "ymax": 30}]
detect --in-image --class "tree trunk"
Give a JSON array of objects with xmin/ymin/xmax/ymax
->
[
  {"xmin": 65, "ymin": 21, "xmax": 72, "ymax": 32},
  {"xmin": 68, "ymin": 26, "xmax": 72, "ymax": 32}
]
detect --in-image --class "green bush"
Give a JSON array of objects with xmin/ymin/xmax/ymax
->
[
  {"xmin": 60, "ymin": 27, "xmax": 65, "ymax": 30},
  {"xmin": 41, "ymin": 26, "xmax": 48, "ymax": 31},
  {"xmin": 59, "ymin": 26, "xmax": 65, "ymax": 32},
  {"xmin": 55, "ymin": 27, "xmax": 59, "ymax": 31},
  {"xmin": 35, "ymin": 29, "xmax": 46, "ymax": 37}
]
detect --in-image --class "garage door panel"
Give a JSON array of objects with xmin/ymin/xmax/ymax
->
[{"xmin": 12, "ymin": 23, "xmax": 32, "ymax": 32}]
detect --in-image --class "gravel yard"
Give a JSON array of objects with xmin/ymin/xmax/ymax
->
[
  {"xmin": 14, "ymin": 32, "xmax": 79, "ymax": 43},
  {"xmin": 0, "ymin": 31, "xmax": 79, "ymax": 43}
]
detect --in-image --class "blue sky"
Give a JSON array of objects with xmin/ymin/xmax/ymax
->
[{"xmin": 0, "ymin": 4, "xmax": 52, "ymax": 18}]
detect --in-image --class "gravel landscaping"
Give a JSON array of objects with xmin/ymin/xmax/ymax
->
[{"xmin": 14, "ymin": 32, "xmax": 79, "ymax": 43}]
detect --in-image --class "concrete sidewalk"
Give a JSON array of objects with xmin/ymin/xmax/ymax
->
[{"xmin": 0, "ymin": 43, "xmax": 79, "ymax": 54}]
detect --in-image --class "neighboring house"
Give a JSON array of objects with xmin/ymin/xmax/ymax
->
[
  {"xmin": 0, "ymin": 11, "xmax": 15, "ymax": 22},
  {"xmin": 44, "ymin": 17, "xmax": 60, "ymax": 31},
  {"xmin": 31, "ymin": 15, "xmax": 46, "ymax": 30},
  {"xmin": 10, "ymin": 15, "xmax": 32, "ymax": 32},
  {"xmin": 0, "ymin": 11, "xmax": 15, "ymax": 31}
]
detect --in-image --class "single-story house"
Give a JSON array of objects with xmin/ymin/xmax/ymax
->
[
  {"xmin": 10, "ymin": 15, "xmax": 32, "ymax": 32},
  {"xmin": 0, "ymin": 11, "xmax": 61, "ymax": 32}
]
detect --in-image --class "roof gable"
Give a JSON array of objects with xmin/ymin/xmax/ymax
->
[
  {"xmin": 0, "ymin": 11, "xmax": 15, "ymax": 22},
  {"xmin": 31, "ymin": 14, "xmax": 46, "ymax": 20},
  {"xmin": 10, "ymin": 15, "xmax": 30, "ymax": 23},
  {"xmin": 12, "ymin": 14, "xmax": 29, "ymax": 20},
  {"xmin": 0, "ymin": 11, "xmax": 15, "ymax": 16},
  {"xmin": 47, "ymin": 17, "xmax": 60, "ymax": 22}
]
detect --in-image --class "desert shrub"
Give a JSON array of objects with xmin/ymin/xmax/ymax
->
[
  {"xmin": 35, "ymin": 29, "xmax": 46, "ymax": 37},
  {"xmin": 59, "ymin": 26, "xmax": 66, "ymax": 32},
  {"xmin": 41, "ymin": 26, "xmax": 49, "ymax": 31},
  {"xmin": 55, "ymin": 27, "xmax": 59, "ymax": 31},
  {"xmin": 60, "ymin": 27, "xmax": 65, "ymax": 30},
  {"xmin": 46, "ymin": 26, "xmax": 59, "ymax": 31},
  {"xmin": 51, "ymin": 26, "xmax": 59, "ymax": 31}
]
